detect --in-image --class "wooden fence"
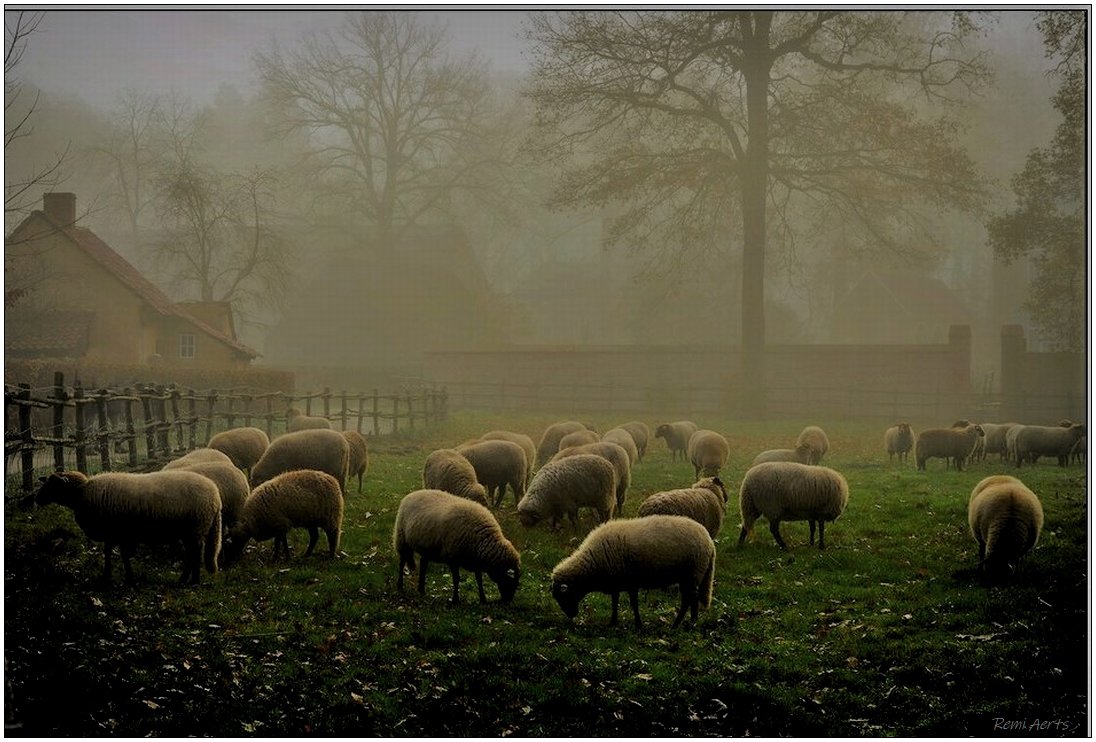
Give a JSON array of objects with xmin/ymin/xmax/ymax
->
[{"xmin": 3, "ymin": 372, "xmax": 448, "ymax": 496}]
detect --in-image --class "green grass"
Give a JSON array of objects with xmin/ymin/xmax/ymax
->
[{"xmin": 5, "ymin": 411, "xmax": 1089, "ymax": 736}]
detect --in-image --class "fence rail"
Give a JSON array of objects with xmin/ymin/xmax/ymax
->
[{"xmin": 4, "ymin": 372, "xmax": 447, "ymax": 495}]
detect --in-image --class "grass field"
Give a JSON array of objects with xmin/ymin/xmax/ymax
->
[{"xmin": 4, "ymin": 411, "xmax": 1090, "ymax": 736}]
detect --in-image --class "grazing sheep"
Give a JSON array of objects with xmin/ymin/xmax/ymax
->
[
  {"xmin": 34, "ymin": 470, "xmax": 222, "ymax": 585},
  {"xmin": 980, "ymin": 423, "xmax": 1018, "ymax": 462},
  {"xmin": 687, "ymin": 429, "xmax": 730, "ymax": 478},
  {"xmin": 286, "ymin": 407, "xmax": 332, "ymax": 432},
  {"xmin": 637, "ymin": 477, "xmax": 728, "ymax": 539},
  {"xmin": 1014, "ymin": 424, "xmax": 1086, "ymax": 467},
  {"xmin": 883, "ymin": 423, "xmax": 915, "ymax": 463},
  {"xmin": 250, "ymin": 428, "xmax": 349, "ymax": 495},
  {"xmin": 654, "ymin": 421, "xmax": 699, "ymax": 461},
  {"xmin": 480, "ymin": 430, "xmax": 536, "ymax": 485},
  {"xmin": 1004, "ymin": 424, "xmax": 1026, "ymax": 465},
  {"xmin": 558, "ymin": 429, "xmax": 600, "ymax": 451},
  {"xmin": 551, "ymin": 441, "xmax": 632, "ymax": 513},
  {"xmin": 950, "ymin": 420, "xmax": 985, "ymax": 465},
  {"xmin": 914, "ymin": 425, "xmax": 985, "ymax": 471},
  {"xmin": 518, "ymin": 454, "xmax": 617, "ymax": 530},
  {"xmin": 752, "ymin": 443, "xmax": 812, "ymax": 466},
  {"xmin": 1058, "ymin": 420, "xmax": 1087, "ymax": 464},
  {"xmin": 422, "ymin": 449, "xmax": 490, "ymax": 507},
  {"xmin": 162, "ymin": 447, "xmax": 234, "ymax": 470},
  {"xmin": 223, "ymin": 470, "xmax": 344, "ymax": 563},
  {"xmin": 968, "ymin": 474, "xmax": 1044, "ymax": 581},
  {"xmin": 536, "ymin": 421, "xmax": 588, "ymax": 469},
  {"xmin": 393, "ymin": 489, "xmax": 521, "ymax": 604},
  {"xmin": 737, "ymin": 462, "xmax": 849, "ymax": 550},
  {"xmin": 618, "ymin": 421, "xmax": 651, "ymax": 462},
  {"xmin": 550, "ymin": 515, "xmax": 716, "ymax": 628},
  {"xmin": 456, "ymin": 439, "xmax": 528, "ymax": 508},
  {"xmin": 171, "ymin": 461, "xmax": 250, "ymax": 531},
  {"xmin": 342, "ymin": 430, "xmax": 369, "ymax": 493},
  {"xmin": 208, "ymin": 427, "xmax": 269, "ymax": 475},
  {"xmin": 795, "ymin": 426, "xmax": 830, "ymax": 465},
  {"xmin": 601, "ymin": 428, "xmax": 640, "ymax": 467}
]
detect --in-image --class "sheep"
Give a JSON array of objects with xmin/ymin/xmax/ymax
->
[
  {"xmin": 752, "ymin": 443, "xmax": 812, "ymax": 466},
  {"xmin": 687, "ymin": 429, "xmax": 730, "ymax": 478},
  {"xmin": 601, "ymin": 428, "xmax": 640, "ymax": 467},
  {"xmin": 950, "ymin": 420, "xmax": 985, "ymax": 465},
  {"xmin": 795, "ymin": 426, "xmax": 830, "ymax": 465},
  {"xmin": 1059, "ymin": 420, "xmax": 1087, "ymax": 464},
  {"xmin": 171, "ymin": 460, "xmax": 250, "ymax": 531},
  {"xmin": 207, "ymin": 427, "xmax": 270, "ymax": 475},
  {"xmin": 980, "ymin": 423, "xmax": 1018, "ymax": 462},
  {"xmin": 914, "ymin": 425, "xmax": 984, "ymax": 471},
  {"xmin": 557, "ymin": 429, "xmax": 600, "ymax": 451},
  {"xmin": 551, "ymin": 441, "xmax": 632, "ymax": 513},
  {"xmin": 455, "ymin": 439, "xmax": 528, "ymax": 508},
  {"xmin": 223, "ymin": 469, "xmax": 344, "ymax": 563},
  {"xmin": 342, "ymin": 430, "xmax": 369, "ymax": 493},
  {"xmin": 883, "ymin": 423, "xmax": 915, "ymax": 463},
  {"xmin": 34, "ymin": 470, "xmax": 222, "ymax": 585},
  {"xmin": 654, "ymin": 421, "xmax": 699, "ymax": 461},
  {"xmin": 250, "ymin": 428, "xmax": 349, "ymax": 495},
  {"xmin": 480, "ymin": 430, "xmax": 536, "ymax": 485},
  {"xmin": 617, "ymin": 421, "xmax": 651, "ymax": 462},
  {"xmin": 550, "ymin": 515, "xmax": 716, "ymax": 628},
  {"xmin": 162, "ymin": 447, "xmax": 234, "ymax": 470},
  {"xmin": 968, "ymin": 474, "xmax": 1044, "ymax": 581},
  {"xmin": 393, "ymin": 488, "xmax": 521, "ymax": 604},
  {"xmin": 637, "ymin": 477, "xmax": 728, "ymax": 539},
  {"xmin": 518, "ymin": 454, "xmax": 617, "ymax": 530},
  {"xmin": 286, "ymin": 407, "xmax": 332, "ymax": 432},
  {"xmin": 737, "ymin": 461, "xmax": 849, "ymax": 550},
  {"xmin": 1004, "ymin": 424, "xmax": 1026, "ymax": 465},
  {"xmin": 1014, "ymin": 424, "xmax": 1086, "ymax": 467},
  {"xmin": 535, "ymin": 421, "xmax": 588, "ymax": 469},
  {"xmin": 422, "ymin": 449, "xmax": 490, "ymax": 507}
]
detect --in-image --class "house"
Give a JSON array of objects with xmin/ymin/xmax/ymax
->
[
  {"xmin": 5, "ymin": 192, "xmax": 256, "ymax": 368},
  {"xmin": 830, "ymin": 270, "xmax": 972, "ymax": 345}
]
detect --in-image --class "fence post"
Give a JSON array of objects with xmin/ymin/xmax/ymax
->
[
  {"xmin": 323, "ymin": 387, "xmax": 331, "ymax": 421},
  {"xmin": 18, "ymin": 384, "xmax": 34, "ymax": 492},
  {"xmin": 266, "ymin": 394, "xmax": 275, "ymax": 439},
  {"xmin": 392, "ymin": 394, "xmax": 400, "ymax": 434},
  {"xmin": 357, "ymin": 394, "xmax": 365, "ymax": 435},
  {"xmin": 51, "ymin": 372, "xmax": 67, "ymax": 472},
  {"xmin": 123, "ymin": 387, "xmax": 138, "ymax": 469},
  {"xmin": 225, "ymin": 392, "xmax": 236, "ymax": 429},
  {"xmin": 140, "ymin": 387, "xmax": 157, "ymax": 464},
  {"xmin": 155, "ymin": 385, "xmax": 171, "ymax": 455},
  {"xmin": 74, "ymin": 381, "xmax": 89, "ymax": 473},
  {"xmin": 242, "ymin": 393, "xmax": 253, "ymax": 428},
  {"xmin": 206, "ymin": 391, "xmax": 217, "ymax": 445},
  {"xmin": 340, "ymin": 390, "xmax": 349, "ymax": 431},
  {"xmin": 95, "ymin": 390, "xmax": 112, "ymax": 472},
  {"xmin": 170, "ymin": 387, "xmax": 184, "ymax": 453},
  {"xmin": 407, "ymin": 393, "xmax": 415, "ymax": 431},
  {"xmin": 372, "ymin": 389, "xmax": 380, "ymax": 436},
  {"xmin": 187, "ymin": 389, "xmax": 198, "ymax": 450}
]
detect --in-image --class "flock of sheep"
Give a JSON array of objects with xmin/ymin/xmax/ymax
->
[{"xmin": 31, "ymin": 408, "xmax": 1079, "ymax": 628}]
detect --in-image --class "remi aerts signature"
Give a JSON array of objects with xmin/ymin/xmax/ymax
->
[{"xmin": 992, "ymin": 718, "xmax": 1081, "ymax": 734}]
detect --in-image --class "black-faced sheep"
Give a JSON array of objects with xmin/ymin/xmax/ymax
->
[
  {"xmin": 35, "ymin": 470, "xmax": 222, "ymax": 585},
  {"xmin": 557, "ymin": 429, "xmax": 600, "ymax": 451},
  {"xmin": 551, "ymin": 441, "xmax": 632, "ymax": 513},
  {"xmin": 535, "ymin": 421, "xmax": 588, "ymax": 469},
  {"xmin": 601, "ymin": 428, "xmax": 640, "ymax": 467},
  {"xmin": 455, "ymin": 439, "xmax": 528, "ymax": 508},
  {"xmin": 1014, "ymin": 424, "xmax": 1086, "ymax": 467},
  {"xmin": 518, "ymin": 454, "xmax": 617, "ymax": 530},
  {"xmin": 250, "ymin": 428, "xmax": 349, "ymax": 495},
  {"xmin": 752, "ymin": 443, "xmax": 812, "ymax": 467},
  {"xmin": 737, "ymin": 461, "xmax": 849, "ymax": 550},
  {"xmin": 393, "ymin": 488, "xmax": 520, "ymax": 604},
  {"xmin": 342, "ymin": 430, "xmax": 369, "ymax": 493},
  {"xmin": 968, "ymin": 474, "xmax": 1044, "ymax": 581},
  {"xmin": 637, "ymin": 477, "xmax": 728, "ymax": 539},
  {"xmin": 654, "ymin": 421, "xmax": 699, "ymax": 461},
  {"xmin": 687, "ymin": 429, "xmax": 730, "ymax": 478},
  {"xmin": 286, "ymin": 407, "xmax": 332, "ymax": 432},
  {"xmin": 914, "ymin": 425, "xmax": 984, "ymax": 471},
  {"xmin": 162, "ymin": 447, "xmax": 234, "ymax": 470},
  {"xmin": 883, "ymin": 423, "xmax": 915, "ymax": 463},
  {"xmin": 551, "ymin": 515, "xmax": 716, "ymax": 628},
  {"xmin": 480, "ymin": 430, "xmax": 536, "ymax": 485},
  {"xmin": 223, "ymin": 469, "xmax": 344, "ymax": 563},
  {"xmin": 617, "ymin": 421, "xmax": 650, "ymax": 462},
  {"xmin": 208, "ymin": 427, "xmax": 270, "ymax": 475},
  {"xmin": 422, "ymin": 449, "xmax": 490, "ymax": 507},
  {"xmin": 795, "ymin": 426, "xmax": 830, "ymax": 465},
  {"xmin": 172, "ymin": 460, "xmax": 250, "ymax": 531}
]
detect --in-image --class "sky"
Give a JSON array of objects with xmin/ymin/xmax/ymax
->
[{"xmin": 12, "ymin": 8, "xmax": 532, "ymax": 110}]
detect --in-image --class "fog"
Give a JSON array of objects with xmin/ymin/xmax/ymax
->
[{"xmin": 4, "ymin": 9, "xmax": 1085, "ymax": 400}]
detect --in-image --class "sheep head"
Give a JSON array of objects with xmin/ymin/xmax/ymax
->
[{"xmin": 34, "ymin": 470, "xmax": 88, "ymax": 508}]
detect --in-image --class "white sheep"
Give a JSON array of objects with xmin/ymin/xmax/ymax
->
[
  {"xmin": 250, "ymin": 428, "xmax": 349, "ymax": 495},
  {"xmin": 557, "ymin": 429, "xmax": 600, "ymax": 451},
  {"xmin": 535, "ymin": 421, "xmax": 588, "ymax": 469},
  {"xmin": 601, "ymin": 428, "xmax": 640, "ymax": 467},
  {"xmin": 393, "ymin": 488, "xmax": 521, "ymax": 604},
  {"xmin": 752, "ymin": 443, "xmax": 812, "ymax": 466},
  {"xmin": 1004, "ymin": 424, "xmax": 1026, "ymax": 465},
  {"xmin": 968, "ymin": 474, "xmax": 1044, "ymax": 580},
  {"xmin": 455, "ymin": 439, "xmax": 528, "ymax": 508},
  {"xmin": 208, "ymin": 426, "xmax": 270, "ymax": 475},
  {"xmin": 795, "ymin": 425, "xmax": 830, "ymax": 465},
  {"xmin": 223, "ymin": 469, "xmax": 344, "ymax": 563},
  {"xmin": 551, "ymin": 441, "xmax": 632, "ymax": 513},
  {"xmin": 687, "ymin": 429, "xmax": 730, "ymax": 478},
  {"xmin": 286, "ymin": 406, "xmax": 332, "ymax": 432},
  {"xmin": 422, "ymin": 449, "xmax": 490, "ymax": 507},
  {"xmin": 171, "ymin": 460, "xmax": 250, "ymax": 531},
  {"xmin": 1014, "ymin": 424, "xmax": 1086, "ymax": 467},
  {"xmin": 982, "ymin": 422, "xmax": 1019, "ymax": 462},
  {"xmin": 737, "ymin": 461, "xmax": 849, "ymax": 550},
  {"xmin": 637, "ymin": 477, "xmax": 728, "ymax": 538},
  {"xmin": 654, "ymin": 421, "xmax": 699, "ymax": 461},
  {"xmin": 883, "ymin": 423, "xmax": 915, "ymax": 463},
  {"xmin": 950, "ymin": 420, "xmax": 985, "ymax": 465},
  {"xmin": 34, "ymin": 470, "xmax": 222, "ymax": 585},
  {"xmin": 480, "ymin": 430, "xmax": 536, "ymax": 485},
  {"xmin": 518, "ymin": 454, "xmax": 617, "ymax": 530},
  {"xmin": 162, "ymin": 447, "xmax": 234, "ymax": 470},
  {"xmin": 342, "ymin": 430, "xmax": 369, "ymax": 493},
  {"xmin": 550, "ymin": 515, "xmax": 716, "ymax": 628},
  {"xmin": 914, "ymin": 425, "xmax": 984, "ymax": 471},
  {"xmin": 617, "ymin": 421, "xmax": 651, "ymax": 462}
]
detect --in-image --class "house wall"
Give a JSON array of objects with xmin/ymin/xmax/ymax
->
[{"xmin": 159, "ymin": 315, "xmax": 248, "ymax": 369}]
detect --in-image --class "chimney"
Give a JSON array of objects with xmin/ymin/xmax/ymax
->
[{"xmin": 43, "ymin": 192, "xmax": 76, "ymax": 226}]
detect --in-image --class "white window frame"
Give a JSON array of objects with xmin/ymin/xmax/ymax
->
[{"xmin": 179, "ymin": 333, "xmax": 196, "ymax": 359}]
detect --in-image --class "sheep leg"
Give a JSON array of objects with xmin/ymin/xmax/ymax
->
[
  {"xmin": 672, "ymin": 585, "xmax": 696, "ymax": 628},
  {"xmin": 397, "ymin": 548, "xmax": 416, "ymax": 590},
  {"xmin": 101, "ymin": 542, "xmax": 115, "ymax": 585},
  {"xmin": 180, "ymin": 538, "xmax": 201, "ymax": 584},
  {"xmin": 628, "ymin": 589, "xmax": 642, "ymax": 629},
  {"xmin": 737, "ymin": 524, "xmax": 750, "ymax": 546},
  {"xmin": 492, "ymin": 486, "xmax": 505, "ymax": 509},
  {"xmin": 417, "ymin": 558, "xmax": 430, "ymax": 595},
  {"xmin": 809, "ymin": 520, "xmax": 817, "ymax": 546},
  {"xmin": 120, "ymin": 543, "xmax": 137, "ymax": 584},
  {"xmin": 304, "ymin": 526, "xmax": 319, "ymax": 557},
  {"xmin": 448, "ymin": 565, "xmax": 462, "ymax": 604},
  {"xmin": 817, "ymin": 521, "xmax": 826, "ymax": 550},
  {"xmin": 474, "ymin": 571, "xmax": 487, "ymax": 604},
  {"xmin": 609, "ymin": 592, "xmax": 620, "ymax": 626},
  {"xmin": 325, "ymin": 528, "xmax": 339, "ymax": 558},
  {"xmin": 769, "ymin": 520, "xmax": 788, "ymax": 550}
]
